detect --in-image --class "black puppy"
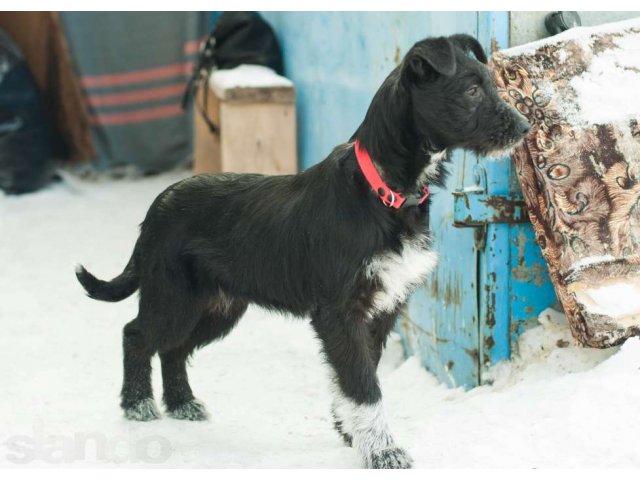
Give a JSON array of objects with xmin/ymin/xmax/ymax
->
[{"xmin": 76, "ymin": 34, "xmax": 530, "ymax": 469}]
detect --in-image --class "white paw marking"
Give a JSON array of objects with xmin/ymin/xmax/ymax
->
[
  {"xmin": 370, "ymin": 446, "xmax": 413, "ymax": 469},
  {"xmin": 123, "ymin": 398, "xmax": 161, "ymax": 421},
  {"xmin": 332, "ymin": 391, "xmax": 408, "ymax": 468},
  {"xmin": 167, "ymin": 399, "xmax": 209, "ymax": 421}
]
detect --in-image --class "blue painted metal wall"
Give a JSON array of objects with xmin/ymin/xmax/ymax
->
[
  {"xmin": 254, "ymin": 11, "xmax": 557, "ymax": 389},
  {"xmin": 261, "ymin": 12, "xmax": 479, "ymax": 170}
]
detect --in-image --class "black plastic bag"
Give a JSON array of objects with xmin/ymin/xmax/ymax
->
[
  {"xmin": 182, "ymin": 12, "xmax": 284, "ymax": 132},
  {"xmin": 205, "ymin": 11, "xmax": 284, "ymax": 74},
  {"xmin": 0, "ymin": 28, "xmax": 54, "ymax": 194}
]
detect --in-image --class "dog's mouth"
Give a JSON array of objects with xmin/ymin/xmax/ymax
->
[
  {"xmin": 473, "ymin": 104, "xmax": 532, "ymax": 158},
  {"xmin": 473, "ymin": 119, "xmax": 532, "ymax": 158},
  {"xmin": 480, "ymin": 135, "xmax": 529, "ymax": 158}
]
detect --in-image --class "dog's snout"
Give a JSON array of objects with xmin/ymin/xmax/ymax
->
[{"xmin": 517, "ymin": 121, "xmax": 531, "ymax": 137}]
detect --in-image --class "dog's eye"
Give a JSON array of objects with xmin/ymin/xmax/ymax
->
[{"xmin": 466, "ymin": 85, "xmax": 480, "ymax": 97}]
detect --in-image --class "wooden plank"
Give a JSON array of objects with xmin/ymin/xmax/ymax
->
[
  {"xmin": 219, "ymin": 86, "xmax": 295, "ymax": 103},
  {"xmin": 193, "ymin": 87, "xmax": 222, "ymax": 174},
  {"xmin": 219, "ymin": 102, "xmax": 297, "ymax": 175},
  {"xmin": 193, "ymin": 82, "xmax": 297, "ymax": 175}
]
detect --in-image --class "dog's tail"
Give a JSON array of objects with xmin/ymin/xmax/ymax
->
[{"xmin": 75, "ymin": 247, "xmax": 139, "ymax": 302}]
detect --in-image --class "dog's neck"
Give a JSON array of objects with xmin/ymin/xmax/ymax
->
[{"xmin": 353, "ymin": 77, "xmax": 446, "ymax": 194}]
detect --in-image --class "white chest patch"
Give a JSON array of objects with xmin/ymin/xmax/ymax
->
[
  {"xmin": 364, "ymin": 236, "xmax": 438, "ymax": 315},
  {"xmin": 416, "ymin": 149, "xmax": 447, "ymax": 187}
]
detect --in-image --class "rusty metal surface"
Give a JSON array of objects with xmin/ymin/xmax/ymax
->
[{"xmin": 453, "ymin": 191, "xmax": 530, "ymax": 227}]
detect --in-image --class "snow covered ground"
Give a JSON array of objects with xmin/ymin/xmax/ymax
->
[{"xmin": 1, "ymin": 169, "xmax": 639, "ymax": 468}]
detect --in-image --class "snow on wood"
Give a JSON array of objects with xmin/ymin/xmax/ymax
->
[{"xmin": 209, "ymin": 64, "xmax": 293, "ymax": 100}]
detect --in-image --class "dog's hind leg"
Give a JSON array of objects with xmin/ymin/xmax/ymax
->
[
  {"xmin": 312, "ymin": 307, "xmax": 412, "ymax": 469},
  {"xmin": 160, "ymin": 346, "xmax": 208, "ymax": 421},
  {"xmin": 160, "ymin": 291, "xmax": 248, "ymax": 421},
  {"xmin": 120, "ymin": 318, "xmax": 160, "ymax": 421}
]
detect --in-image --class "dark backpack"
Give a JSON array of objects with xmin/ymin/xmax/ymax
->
[
  {"xmin": 182, "ymin": 12, "xmax": 284, "ymax": 132},
  {"xmin": 0, "ymin": 28, "xmax": 54, "ymax": 194}
]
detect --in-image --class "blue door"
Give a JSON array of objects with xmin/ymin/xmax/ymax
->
[
  {"xmin": 257, "ymin": 11, "xmax": 557, "ymax": 389},
  {"xmin": 401, "ymin": 13, "xmax": 556, "ymax": 388}
]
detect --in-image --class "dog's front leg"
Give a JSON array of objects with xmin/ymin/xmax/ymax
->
[{"xmin": 312, "ymin": 308, "xmax": 412, "ymax": 469}]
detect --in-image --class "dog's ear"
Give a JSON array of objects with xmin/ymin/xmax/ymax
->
[
  {"xmin": 449, "ymin": 34, "xmax": 488, "ymax": 64},
  {"xmin": 404, "ymin": 37, "xmax": 456, "ymax": 80}
]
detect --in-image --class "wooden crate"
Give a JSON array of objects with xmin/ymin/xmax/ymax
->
[{"xmin": 193, "ymin": 71, "xmax": 297, "ymax": 175}]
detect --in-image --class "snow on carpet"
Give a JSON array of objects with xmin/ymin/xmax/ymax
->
[{"xmin": 1, "ymin": 170, "xmax": 639, "ymax": 468}]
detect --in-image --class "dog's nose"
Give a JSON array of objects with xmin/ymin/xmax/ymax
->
[{"xmin": 517, "ymin": 121, "xmax": 531, "ymax": 136}]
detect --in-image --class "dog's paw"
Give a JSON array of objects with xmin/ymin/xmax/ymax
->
[
  {"xmin": 123, "ymin": 398, "xmax": 161, "ymax": 421},
  {"xmin": 368, "ymin": 446, "xmax": 413, "ymax": 469},
  {"xmin": 167, "ymin": 399, "xmax": 209, "ymax": 421}
]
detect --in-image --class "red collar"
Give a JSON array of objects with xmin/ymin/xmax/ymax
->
[{"xmin": 354, "ymin": 139, "xmax": 430, "ymax": 209}]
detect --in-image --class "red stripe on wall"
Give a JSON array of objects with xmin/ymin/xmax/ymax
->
[
  {"xmin": 90, "ymin": 103, "xmax": 184, "ymax": 126},
  {"xmin": 183, "ymin": 35, "xmax": 207, "ymax": 56},
  {"xmin": 86, "ymin": 83, "xmax": 186, "ymax": 108},
  {"xmin": 81, "ymin": 62, "xmax": 193, "ymax": 89},
  {"xmin": 183, "ymin": 40, "xmax": 200, "ymax": 56}
]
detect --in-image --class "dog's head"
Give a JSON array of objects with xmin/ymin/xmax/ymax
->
[{"xmin": 400, "ymin": 34, "xmax": 530, "ymax": 156}]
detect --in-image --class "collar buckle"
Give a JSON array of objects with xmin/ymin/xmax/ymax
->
[{"xmin": 401, "ymin": 186, "xmax": 430, "ymax": 208}]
